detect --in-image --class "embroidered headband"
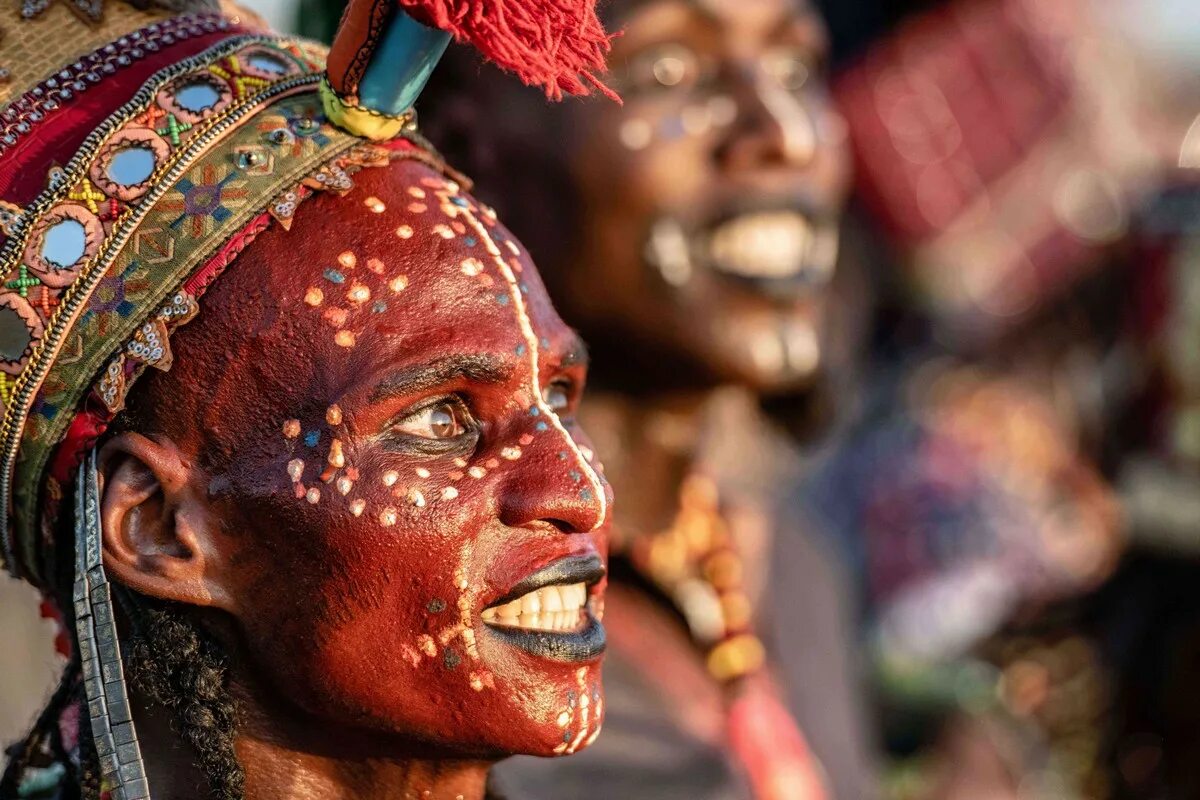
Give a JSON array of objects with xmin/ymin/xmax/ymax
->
[{"xmin": 0, "ymin": 0, "xmax": 616, "ymax": 587}]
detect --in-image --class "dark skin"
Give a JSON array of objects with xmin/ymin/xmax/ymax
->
[
  {"xmin": 566, "ymin": 0, "xmax": 851, "ymax": 395},
  {"xmin": 407, "ymin": 3, "xmax": 853, "ymax": 786},
  {"xmin": 94, "ymin": 159, "xmax": 612, "ymax": 800},
  {"xmin": 554, "ymin": 0, "xmax": 851, "ymax": 560}
]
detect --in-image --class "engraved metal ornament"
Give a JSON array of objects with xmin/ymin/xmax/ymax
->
[{"xmin": 74, "ymin": 449, "xmax": 150, "ymax": 800}]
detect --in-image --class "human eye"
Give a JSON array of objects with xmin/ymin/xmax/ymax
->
[
  {"xmin": 386, "ymin": 397, "xmax": 479, "ymax": 455},
  {"xmin": 623, "ymin": 43, "xmax": 706, "ymax": 96},
  {"xmin": 761, "ymin": 45, "xmax": 817, "ymax": 92},
  {"xmin": 542, "ymin": 378, "xmax": 581, "ymax": 420}
]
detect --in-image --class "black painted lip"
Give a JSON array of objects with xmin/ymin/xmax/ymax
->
[
  {"xmin": 484, "ymin": 614, "xmax": 607, "ymax": 663},
  {"xmin": 481, "ymin": 553, "xmax": 607, "ymax": 663},
  {"xmin": 484, "ymin": 553, "xmax": 605, "ymax": 611}
]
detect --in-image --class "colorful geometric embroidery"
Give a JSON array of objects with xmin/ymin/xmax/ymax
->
[
  {"xmin": 0, "ymin": 36, "xmax": 326, "ymax": 577},
  {"xmin": 81, "ymin": 259, "xmax": 152, "ymax": 332},
  {"xmin": 161, "ymin": 163, "xmax": 249, "ymax": 238},
  {"xmin": 0, "ymin": 35, "xmax": 301, "ymax": 401}
]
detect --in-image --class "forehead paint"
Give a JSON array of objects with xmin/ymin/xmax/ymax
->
[{"xmin": 455, "ymin": 202, "xmax": 608, "ymax": 529}]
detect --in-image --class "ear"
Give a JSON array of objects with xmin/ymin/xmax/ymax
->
[{"xmin": 98, "ymin": 432, "xmax": 234, "ymax": 612}]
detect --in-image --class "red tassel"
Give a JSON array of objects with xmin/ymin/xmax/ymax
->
[{"xmin": 398, "ymin": 0, "xmax": 621, "ymax": 102}]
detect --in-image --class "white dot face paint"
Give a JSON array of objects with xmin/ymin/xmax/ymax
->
[{"xmin": 250, "ymin": 161, "xmax": 609, "ymax": 763}]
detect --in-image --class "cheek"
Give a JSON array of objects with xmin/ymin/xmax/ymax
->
[
  {"xmin": 587, "ymin": 102, "xmax": 725, "ymax": 205},
  {"xmin": 230, "ymin": 478, "xmax": 481, "ymax": 736},
  {"xmin": 232, "ymin": 456, "xmax": 608, "ymax": 754}
]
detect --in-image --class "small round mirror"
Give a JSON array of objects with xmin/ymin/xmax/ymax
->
[
  {"xmin": 248, "ymin": 53, "xmax": 288, "ymax": 74},
  {"xmin": 0, "ymin": 306, "xmax": 31, "ymax": 363},
  {"xmin": 106, "ymin": 145, "xmax": 156, "ymax": 186},
  {"xmin": 41, "ymin": 219, "xmax": 87, "ymax": 269},
  {"xmin": 174, "ymin": 80, "xmax": 222, "ymax": 114}
]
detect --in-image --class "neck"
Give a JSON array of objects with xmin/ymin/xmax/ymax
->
[
  {"xmin": 130, "ymin": 684, "xmax": 495, "ymax": 800},
  {"xmin": 236, "ymin": 737, "xmax": 493, "ymax": 800}
]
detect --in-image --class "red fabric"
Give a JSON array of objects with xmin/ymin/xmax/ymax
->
[
  {"xmin": 398, "ymin": 0, "xmax": 619, "ymax": 102},
  {"xmin": 832, "ymin": 0, "xmax": 1070, "ymax": 244},
  {"xmin": 38, "ymin": 597, "xmax": 71, "ymax": 658},
  {"xmin": 728, "ymin": 680, "xmax": 828, "ymax": 800},
  {"xmin": 49, "ymin": 409, "xmax": 108, "ymax": 485}
]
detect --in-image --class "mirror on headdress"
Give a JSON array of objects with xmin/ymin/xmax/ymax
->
[
  {"xmin": 248, "ymin": 52, "xmax": 289, "ymax": 74},
  {"xmin": 174, "ymin": 80, "xmax": 224, "ymax": 114},
  {"xmin": 106, "ymin": 146, "xmax": 156, "ymax": 187},
  {"xmin": 41, "ymin": 219, "xmax": 87, "ymax": 269},
  {"xmin": 0, "ymin": 306, "xmax": 32, "ymax": 363}
]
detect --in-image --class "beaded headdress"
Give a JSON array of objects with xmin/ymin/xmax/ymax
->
[{"xmin": 0, "ymin": 0, "xmax": 613, "ymax": 796}]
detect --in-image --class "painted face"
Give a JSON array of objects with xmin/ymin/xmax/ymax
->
[
  {"xmin": 565, "ymin": 0, "xmax": 852, "ymax": 390},
  {"xmin": 148, "ymin": 158, "xmax": 610, "ymax": 757}
]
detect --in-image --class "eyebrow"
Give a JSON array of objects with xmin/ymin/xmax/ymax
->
[{"xmin": 369, "ymin": 354, "xmax": 513, "ymax": 402}]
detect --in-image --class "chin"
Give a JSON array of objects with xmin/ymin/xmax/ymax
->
[
  {"xmin": 687, "ymin": 310, "xmax": 824, "ymax": 395},
  {"xmin": 458, "ymin": 662, "xmax": 606, "ymax": 758}
]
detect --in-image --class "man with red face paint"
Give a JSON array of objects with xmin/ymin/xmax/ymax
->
[
  {"xmin": 410, "ymin": 0, "xmax": 880, "ymax": 798},
  {"xmin": 0, "ymin": 1, "xmax": 617, "ymax": 799}
]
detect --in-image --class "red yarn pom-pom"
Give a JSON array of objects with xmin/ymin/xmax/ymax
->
[{"xmin": 399, "ymin": 0, "xmax": 620, "ymax": 102}]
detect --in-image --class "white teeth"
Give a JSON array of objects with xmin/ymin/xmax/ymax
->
[
  {"xmin": 706, "ymin": 211, "xmax": 829, "ymax": 280},
  {"xmin": 520, "ymin": 591, "xmax": 541, "ymax": 614},
  {"xmin": 542, "ymin": 585, "xmax": 563, "ymax": 613},
  {"xmin": 481, "ymin": 583, "xmax": 589, "ymax": 632}
]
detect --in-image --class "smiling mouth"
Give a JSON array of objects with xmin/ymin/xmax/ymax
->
[
  {"xmin": 646, "ymin": 207, "xmax": 839, "ymax": 296},
  {"xmin": 705, "ymin": 210, "xmax": 837, "ymax": 285},
  {"xmin": 481, "ymin": 554, "xmax": 606, "ymax": 662},
  {"xmin": 481, "ymin": 582, "xmax": 592, "ymax": 632}
]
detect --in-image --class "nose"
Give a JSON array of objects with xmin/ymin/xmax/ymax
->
[
  {"xmin": 716, "ymin": 68, "xmax": 819, "ymax": 173},
  {"xmin": 497, "ymin": 430, "xmax": 608, "ymax": 534}
]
